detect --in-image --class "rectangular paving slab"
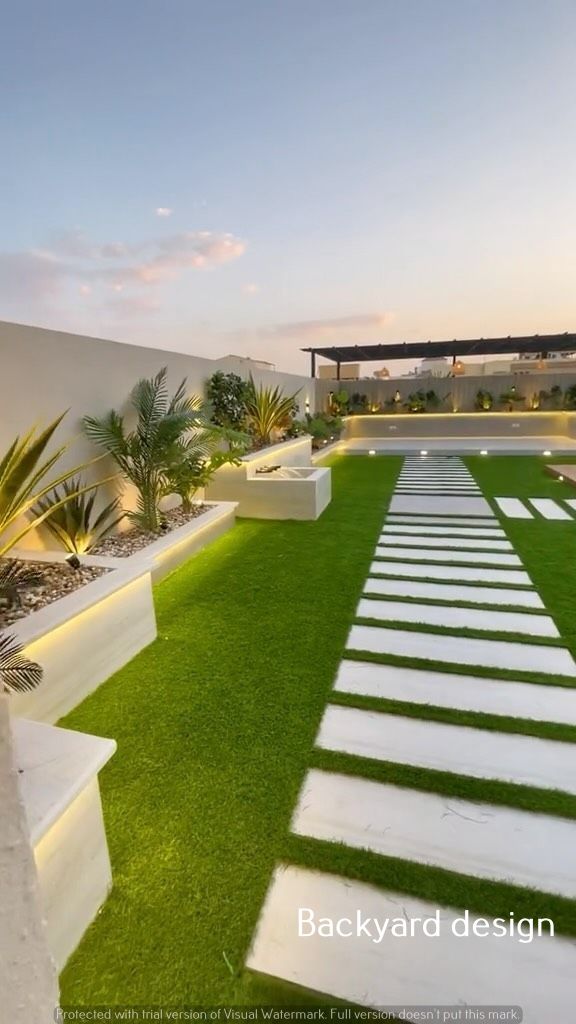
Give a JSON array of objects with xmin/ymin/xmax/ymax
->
[
  {"xmin": 374, "ymin": 546, "xmax": 522, "ymax": 565},
  {"xmin": 494, "ymin": 498, "xmax": 533, "ymax": 519},
  {"xmin": 346, "ymin": 623, "xmax": 575, "ymax": 674},
  {"xmin": 335, "ymin": 659, "xmax": 576, "ymax": 725},
  {"xmin": 529, "ymin": 498, "xmax": 573, "ymax": 520},
  {"xmin": 379, "ymin": 535, "xmax": 513, "ymax": 550},
  {"xmin": 390, "ymin": 495, "xmax": 493, "ymax": 516},
  {"xmin": 317, "ymin": 704, "xmax": 576, "ymax": 793},
  {"xmin": 382, "ymin": 525, "xmax": 506, "ymax": 537},
  {"xmin": 386, "ymin": 515, "xmax": 499, "ymax": 527},
  {"xmin": 363, "ymin": 576, "xmax": 543, "ymax": 607},
  {"xmin": 293, "ymin": 769, "xmax": 576, "ymax": 897},
  {"xmin": 355, "ymin": 597, "xmax": 556, "ymax": 636},
  {"xmin": 369, "ymin": 560, "xmax": 532, "ymax": 584},
  {"xmin": 247, "ymin": 864, "xmax": 576, "ymax": 1015}
]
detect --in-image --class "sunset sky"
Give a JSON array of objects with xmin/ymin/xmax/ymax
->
[{"xmin": 2, "ymin": 0, "xmax": 576, "ymax": 374}]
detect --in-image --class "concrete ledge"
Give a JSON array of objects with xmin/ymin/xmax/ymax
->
[
  {"xmin": 12, "ymin": 716, "xmax": 116, "ymax": 970},
  {"xmin": 9, "ymin": 561, "xmax": 156, "ymax": 724}
]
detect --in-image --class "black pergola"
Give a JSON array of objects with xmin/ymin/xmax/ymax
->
[{"xmin": 302, "ymin": 333, "xmax": 576, "ymax": 378}]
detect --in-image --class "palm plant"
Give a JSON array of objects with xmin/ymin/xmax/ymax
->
[
  {"xmin": 244, "ymin": 376, "xmax": 300, "ymax": 447},
  {"xmin": 33, "ymin": 478, "xmax": 124, "ymax": 554},
  {"xmin": 83, "ymin": 368, "xmax": 213, "ymax": 533},
  {"xmin": 0, "ymin": 632, "xmax": 42, "ymax": 694},
  {"xmin": 0, "ymin": 415, "xmax": 104, "ymax": 557},
  {"xmin": 0, "ymin": 560, "xmax": 44, "ymax": 609}
]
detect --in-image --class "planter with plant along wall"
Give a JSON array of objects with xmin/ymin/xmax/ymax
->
[
  {"xmin": 8, "ymin": 555, "xmax": 156, "ymax": 724},
  {"xmin": 12, "ymin": 715, "xmax": 116, "ymax": 970},
  {"xmin": 88, "ymin": 500, "xmax": 238, "ymax": 583},
  {"xmin": 205, "ymin": 437, "xmax": 331, "ymax": 518}
]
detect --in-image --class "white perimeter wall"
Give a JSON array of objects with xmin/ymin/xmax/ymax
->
[{"xmin": 0, "ymin": 321, "xmax": 314, "ymax": 542}]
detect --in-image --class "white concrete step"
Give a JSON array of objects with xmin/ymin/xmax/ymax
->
[
  {"xmin": 374, "ymin": 547, "xmax": 522, "ymax": 565},
  {"xmin": 363, "ymin": 576, "xmax": 543, "ymax": 608},
  {"xmin": 494, "ymin": 498, "xmax": 533, "ymax": 519},
  {"xmin": 379, "ymin": 535, "xmax": 513, "ymax": 551},
  {"xmin": 317, "ymin": 705, "xmax": 576, "ymax": 794},
  {"xmin": 293, "ymin": 769, "xmax": 576, "ymax": 898},
  {"xmin": 355, "ymin": 597, "xmax": 558, "ymax": 637},
  {"xmin": 390, "ymin": 495, "xmax": 494, "ymax": 516},
  {"xmin": 369, "ymin": 561, "xmax": 532, "ymax": 585},
  {"xmin": 386, "ymin": 515, "xmax": 498, "ymax": 527},
  {"xmin": 529, "ymin": 499, "xmax": 573, "ymax": 521},
  {"xmin": 346, "ymin": 623, "xmax": 575, "ymax": 675},
  {"xmin": 335, "ymin": 660, "xmax": 576, "ymax": 726},
  {"xmin": 247, "ymin": 864, "xmax": 576, "ymax": 1018},
  {"xmin": 382, "ymin": 524, "xmax": 507, "ymax": 537}
]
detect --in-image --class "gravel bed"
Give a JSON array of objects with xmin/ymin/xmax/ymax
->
[
  {"xmin": 0, "ymin": 560, "xmax": 109, "ymax": 629},
  {"xmin": 92, "ymin": 503, "xmax": 211, "ymax": 558}
]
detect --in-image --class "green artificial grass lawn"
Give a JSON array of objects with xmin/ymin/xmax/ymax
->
[
  {"xmin": 59, "ymin": 455, "xmax": 401, "ymax": 1006},
  {"xmin": 59, "ymin": 452, "xmax": 576, "ymax": 1007}
]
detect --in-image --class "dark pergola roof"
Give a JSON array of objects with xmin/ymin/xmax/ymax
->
[{"xmin": 303, "ymin": 333, "xmax": 576, "ymax": 365}]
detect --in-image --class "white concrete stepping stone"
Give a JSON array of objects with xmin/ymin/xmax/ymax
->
[
  {"xmin": 390, "ymin": 495, "xmax": 493, "ymax": 516},
  {"xmin": 293, "ymin": 769, "xmax": 576, "ymax": 897},
  {"xmin": 355, "ymin": 597, "xmax": 557, "ymax": 637},
  {"xmin": 564, "ymin": 499, "xmax": 576, "ymax": 513},
  {"xmin": 317, "ymin": 705, "xmax": 576, "ymax": 793},
  {"xmin": 374, "ymin": 547, "xmax": 521, "ymax": 565},
  {"xmin": 370, "ymin": 561, "xmax": 532, "ymax": 585},
  {"xmin": 386, "ymin": 515, "xmax": 498, "ymax": 527},
  {"xmin": 529, "ymin": 499, "xmax": 573, "ymax": 521},
  {"xmin": 364, "ymin": 576, "xmax": 543, "ymax": 607},
  {"xmin": 346, "ymin": 623, "xmax": 575, "ymax": 675},
  {"xmin": 379, "ymin": 535, "xmax": 513, "ymax": 551},
  {"xmin": 247, "ymin": 864, "xmax": 576, "ymax": 1016},
  {"xmin": 335, "ymin": 660, "xmax": 576, "ymax": 725},
  {"xmin": 395, "ymin": 488, "xmax": 481, "ymax": 494},
  {"xmin": 494, "ymin": 498, "xmax": 533, "ymax": 519},
  {"xmin": 383, "ymin": 525, "xmax": 507, "ymax": 538}
]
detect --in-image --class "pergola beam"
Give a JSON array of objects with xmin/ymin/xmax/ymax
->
[{"xmin": 302, "ymin": 333, "xmax": 576, "ymax": 365}]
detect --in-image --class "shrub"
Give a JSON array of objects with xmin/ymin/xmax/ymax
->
[
  {"xmin": 564, "ymin": 385, "xmax": 576, "ymax": 410},
  {"xmin": 349, "ymin": 392, "xmax": 369, "ymax": 414},
  {"xmin": 244, "ymin": 376, "xmax": 300, "ymax": 448},
  {"xmin": 84, "ymin": 367, "xmax": 210, "ymax": 533},
  {"xmin": 34, "ymin": 478, "xmax": 124, "ymax": 554},
  {"xmin": 0, "ymin": 415, "xmax": 102, "ymax": 557},
  {"xmin": 499, "ymin": 386, "xmax": 525, "ymax": 410},
  {"xmin": 206, "ymin": 372, "xmax": 249, "ymax": 430},
  {"xmin": 328, "ymin": 389, "xmax": 350, "ymax": 416},
  {"xmin": 475, "ymin": 389, "xmax": 493, "ymax": 411}
]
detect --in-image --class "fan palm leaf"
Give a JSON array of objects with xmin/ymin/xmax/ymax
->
[{"xmin": 0, "ymin": 632, "xmax": 42, "ymax": 694}]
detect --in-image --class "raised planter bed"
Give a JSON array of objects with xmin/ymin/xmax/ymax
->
[
  {"xmin": 88, "ymin": 500, "xmax": 238, "ymax": 583},
  {"xmin": 205, "ymin": 437, "xmax": 332, "ymax": 518},
  {"xmin": 12, "ymin": 715, "xmax": 116, "ymax": 970},
  {"xmin": 8, "ymin": 555, "xmax": 156, "ymax": 724}
]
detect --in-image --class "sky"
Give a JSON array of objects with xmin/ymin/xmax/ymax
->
[{"xmin": 2, "ymin": 0, "xmax": 576, "ymax": 375}]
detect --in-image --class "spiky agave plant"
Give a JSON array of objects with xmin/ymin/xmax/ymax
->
[
  {"xmin": 33, "ymin": 478, "xmax": 124, "ymax": 554},
  {"xmin": 244, "ymin": 376, "xmax": 300, "ymax": 447},
  {"xmin": 0, "ymin": 632, "xmax": 42, "ymax": 694},
  {"xmin": 0, "ymin": 414, "xmax": 105, "ymax": 557},
  {"xmin": 83, "ymin": 367, "xmax": 209, "ymax": 533}
]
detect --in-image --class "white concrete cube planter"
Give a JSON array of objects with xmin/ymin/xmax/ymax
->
[
  {"xmin": 12, "ymin": 716, "xmax": 116, "ymax": 970},
  {"xmin": 206, "ymin": 437, "xmax": 332, "ymax": 519}
]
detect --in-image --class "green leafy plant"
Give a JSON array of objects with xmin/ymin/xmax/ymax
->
[
  {"xmin": 405, "ymin": 390, "xmax": 427, "ymax": 413},
  {"xmin": 84, "ymin": 368, "xmax": 208, "ymax": 533},
  {"xmin": 0, "ymin": 560, "xmax": 44, "ymax": 609},
  {"xmin": 348, "ymin": 392, "xmax": 369, "ymax": 414},
  {"xmin": 244, "ymin": 376, "xmax": 300, "ymax": 448},
  {"xmin": 164, "ymin": 427, "xmax": 248, "ymax": 512},
  {"xmin": 0, "ymin": 415, "xmax": 103, "ymax": 557},
  {"xmin": 34, "ymin": 479, "xmax": 124, "ymax": 554},
  {"xmin": 328, "ymin": 389, "xmax": 350, "ymax": 416},
  {"xmin": 292, "ymin": 412, "xmax": 343, "ymax": 450},
  {"xmin": 499, "ymin": 386, "xmax": 525, "ymax": 411},
  {"xmin": 475, "ymin": 389, "xmax": 494, "ymax": 411},
  {"xmin": 0, "ymin": 631, "xmax": 42, "ymax": 694},
  {"xmin": 206, "ymin": 372, "xmax": 249, "ymax": 430},
  {"xmin": 564, "ymin": 385, "xmax": 576, "ymax": 410}
]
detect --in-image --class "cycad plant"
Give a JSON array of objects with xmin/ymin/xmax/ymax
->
[
  {"xmin": 83, "ymin": 367, "xmax": 213, "ymax": 533},
  {"xmin": 0, "ymin": 632, "xmax": 42, "ymax": 694},
  {"xmin": 244, "ymin": 376, "xmax": 300, "ymax": 447},
  {"xmin": 34, "ymin": 478, "xmax": 124, "ymax": 554},
  {"xmin": 0, "ymin": 414, "xmax": 103, "ymax": 557},
  {"xmin": 0, "ymin": 560, "xmax": 44, "ymax": 609},
  {"xmin": 164, "ymin": 431, "xmax": 246, "ymax": 512}
]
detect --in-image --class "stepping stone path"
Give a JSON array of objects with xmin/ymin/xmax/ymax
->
[{"xmin": 248, "ymin": 456, "xmax": 576, "ymax": 1014}]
